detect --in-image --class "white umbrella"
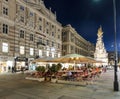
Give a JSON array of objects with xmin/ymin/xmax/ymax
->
[
  {"xmin": 51, "ymin": 54, "xmax": 93, "ymax": 70},
  {"xmin": 52, "ymin": 54, "xmax": 92, "ymax": 63}
]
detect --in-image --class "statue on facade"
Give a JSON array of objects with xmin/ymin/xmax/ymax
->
[{"xmin": 97, "ymin": 26, "xmax": 103, "ymax": 38}]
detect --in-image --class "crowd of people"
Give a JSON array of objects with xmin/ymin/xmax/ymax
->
[{"xmin": 56, "ymin": 66, "xmax": 104, "ymax": 81}]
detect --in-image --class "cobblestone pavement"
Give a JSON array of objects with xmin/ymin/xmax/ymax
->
[{"xmin": 0, "ymin": 70, "xmax": 120, "ymax": 99}]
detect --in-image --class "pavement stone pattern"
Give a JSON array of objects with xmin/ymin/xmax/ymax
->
[{"xmin": 0, "ymin": 70, "xmax": 120, "ymax": 99}]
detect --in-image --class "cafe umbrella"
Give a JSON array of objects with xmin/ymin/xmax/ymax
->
[{"xmin": 51, "ymin": 54, "xmax": 93, "ymax": 69}]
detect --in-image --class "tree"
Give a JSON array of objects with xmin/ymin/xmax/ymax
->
[
  {"xmin": 35, "ymin": 66, "xmax": 45, "ymax": 77},
  {"xmin": 45, "ymin": 63, "xmax": 62, "ymax": 81},
  {"xmin": 49, "ymin": 63, "xmax": 62, "ymax": 75}
]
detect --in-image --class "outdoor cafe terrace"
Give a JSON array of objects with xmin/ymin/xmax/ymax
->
[
  {"xmin": 28, "ymin": 65, "xmax": 104, "ymax": 84},
  {"xmin": 29, "ymin": 54, "xmax": 105, "ymax": 84}
]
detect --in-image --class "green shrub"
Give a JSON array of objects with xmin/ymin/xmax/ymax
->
[
  {"xmin": 49, "ymin": 63, "xmax": 62, "ymax": 74},
  {"xmin": 36, "ymin": 66, "xmax": 45, "ymax": 73},
  {"xmin": 56, "ymin": 63, "xmax": 62, "ymax": 71}
]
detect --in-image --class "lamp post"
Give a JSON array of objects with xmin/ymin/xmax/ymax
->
[
  {"xmin": 113, "ymin": 0, "xmax": 119, "ymax": 91},
  {"xmin": 93, "ymin": 0, "xmax": 119, "ymax": 91}
]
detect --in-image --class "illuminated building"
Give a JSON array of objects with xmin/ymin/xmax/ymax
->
[
  {"xmin": 0, "ymin": 0, "xmax": 62, "ymax": 72},
  {"xmin": 62, "ymin": 25, "xmax": 95, "ymax": 57}
]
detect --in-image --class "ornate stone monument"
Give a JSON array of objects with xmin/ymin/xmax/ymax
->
[{"xmin": 94, "ymin": 26, "xmax": 108, "ymax": 66}]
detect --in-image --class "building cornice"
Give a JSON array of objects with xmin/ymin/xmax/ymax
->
[{"xmin": 63, "ymin": 25, "xmax": 90, "ymax": 44}]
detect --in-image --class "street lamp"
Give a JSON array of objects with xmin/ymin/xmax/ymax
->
[
  {"xmin": 93, "ymin": 0, "xmax": 119, "ymax": 91},
  {"xmin": 113, "ymin": 0, "xmax": 119, "ymax": 91}
]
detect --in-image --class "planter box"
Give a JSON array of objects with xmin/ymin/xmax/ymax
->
[
  {"xmin": 51, "ymin": 79, "xmax": 57, "ymax": 83},
  {"xmin": 25, "ymin": 77, "xmax": 44, "ymax": 82},
  {"xmin": 38, "ymin": 78, "xmax": 45, "ymax": 82},
  {"xmin": 57, "ymin": 80, "xmax": 69, "ymax": 84},
  {"xmin": 57, "ymin": 80, "xmax": 86, "ymax": 86},
  {"xmin": 25, "ymin": 77, "xmax": 39, "ymax": 80}
]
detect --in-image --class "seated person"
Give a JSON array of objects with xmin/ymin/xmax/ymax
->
[
  {"xmin": 67, "ymin": 71, "xmax": 73, "ymax": 80},
  {"xmin": 67, "ymin": 71, "xmax": 72, "ymax": 76}
]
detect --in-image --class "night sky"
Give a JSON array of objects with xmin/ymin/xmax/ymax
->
[{"xmin": 44, "ymin": 0, "xmax": 120, "ymax": 51}]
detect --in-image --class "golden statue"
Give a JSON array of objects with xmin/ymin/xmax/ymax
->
[{"xmin": 97, "ymin": 26, "xmax": 103, "ymax": 37}]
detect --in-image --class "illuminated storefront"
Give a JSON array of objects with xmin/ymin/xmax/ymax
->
[
  {"xmin": 14, "ymin": 57, "xmax": 28, "ymax": 71},
  {"xmin": 0, "ymin": 56, "xmax": 14, "ymax": 73}
]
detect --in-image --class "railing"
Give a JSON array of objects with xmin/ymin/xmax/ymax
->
[{"xmin": 37, "ymin": 42, "xmax": 46, "ymax": 46}]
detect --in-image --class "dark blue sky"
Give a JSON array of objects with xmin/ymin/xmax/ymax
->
[{"xmin": 44, "ymin": 0, "xmax": 120, "ymax": 51}]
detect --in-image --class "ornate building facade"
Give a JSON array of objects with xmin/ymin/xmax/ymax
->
[
  {"xmin": 0, "ymin": 0, "xmax": 62, "ymax": 73},
  {"xmin": 62, "ymin": 25, "xmax": 95, "ymax": 57}
]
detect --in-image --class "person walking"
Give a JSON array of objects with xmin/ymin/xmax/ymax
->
[
  {"xmin": 21, "ymin": 67, "xmax": 24, "ymax": 74},
  {"xmin": 12, "ymin": 67, "xmax": 14, "ymax": 73},
  {"xmin": 8, "ymin": 66, "xmax": 11, "ymax": 72}
]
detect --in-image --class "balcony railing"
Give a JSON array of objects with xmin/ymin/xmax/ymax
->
[{"xmin": 37, "ymin": 42, "xmax": 46, "ymax": 47}]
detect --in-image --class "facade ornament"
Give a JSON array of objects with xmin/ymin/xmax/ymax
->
[
  {"xmin": 15, "ymin": 10, "xmax": 21, "ymax": 22},
  {"xmin": 97, "ymin": 26, "xmax": 103, "ymax": 38}
]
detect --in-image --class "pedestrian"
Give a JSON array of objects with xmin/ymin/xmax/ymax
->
[
  {"xmin": 8, "ymin": 66, "xmax": 11, "ymax": 72},
  {"xmin": 104, "ymin": 66, "xmax": 107, "ymax": 73},
  {"xmin": 21, "ymin": 67, "xmax": 24, "ymax": 74},
  {"xmin": 12, "ymin": 67, "xmax": 14, "ymax": 73}
]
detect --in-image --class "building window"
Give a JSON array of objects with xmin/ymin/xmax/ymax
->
[
  {"xmin": 63, "ymin": 45, "xmax": 67, "ymax": 51},
  {"xmin": 58, "ymin": 35, "xmax": 60, "ymax": 39},
  {"xmin": 3, "ymin": 7, "xmax": 8, "ymax": 15},
  {"xmin": 52, "ymin": 32, "xmax": 54, "ymax": 36},
  {"xmin": 20, "ymin": 16, "xmax": 24, "ymax": 22},
  {"xmin": 52, "ymin": 42, "xmax": 54, "ymax": 47},
  {"xmin": 30, "ymin": 12, "xmax": 33, "ymax": 16},
  {"xmin": 39, "ymin": 26, "xmax": 42, "ymax": 31},
  {"xmin": 3, "ymin": 24, "xmax": 8, "ymax": 34},
  {"xmin": 20, "ymin": 30, "xmax": 24, "ymax": 38},
  {"xmin": 39, "ymin": 17, "xmax": 42, "ymax": 21},
  {"xmin": 30, "ymin": 48, "xmax": 34, "ymax": 56},
  {"xmin": 52, "ymin": 25, "xmax": 54, "ymax": 28},
  {"xmin": 5, "ymin": 0, "xmax": 8, "ymax": 2},
  {"xmin": 46, "ymin": 51, "xmax": 49, "ymax": 57},
  {"xmin": 58, "ymin": 44, "xmax": 60, "ymax": 49},
  {"xmin": 39, "ymin": 37, "xmax": 42, "ymax": 43},
  {"xmin": 23, "ymin": 0, "xmax": 27, "ymax": 2},
  {"xmin": 71, "ymin": 34, "xmax": 74, "ymax": 42},
  {"xmin": 30, "ymin": 34, "xmax": 34, "ymax": 41},
  {"xmin": 58, "ymin": 53, "xmax": 61, "ymax": 58},
  {"xmin": 2, "ymin": 42, "xmax": 8, "ymax": 53},
  {"xmin": 47, "ymin": 40, "xmax": 49, "ymax": 45},
  {"xmin": 71, "ymin": 46, "xmax": 73, "ymax": 50},
  {"xmin": 46, "ymin": 29, "xmax": 49, "ymax": 34},
  {"xmin": 20, "ymin": 46, "xmax": 25, "ymax": 54},
  {"xmin": 52, "ymin": 52, "xmax": 54, "ymax": 58},
  {"xmin": 62, "ymin": 32, "xmax": 67, "ymax": 42},
  {"xmin": 20, "ymin": 5, "xmax": 24, "ymax": 11},
  {"xmin": 39, "ymin": 50, "xmax": 42, "ymax": 57},
  {"xmin": 46, "ymin": 22, "xmax": 49, "ymax": 25}
]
